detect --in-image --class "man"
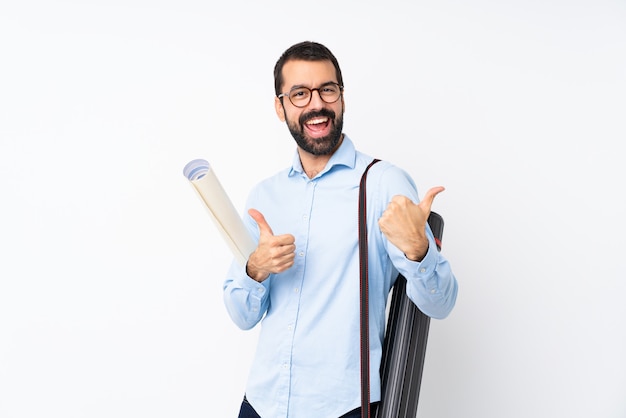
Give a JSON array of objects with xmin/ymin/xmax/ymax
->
[{"xmin": 223, "ymin": 41, "xmax": 458, "ymax": 418}]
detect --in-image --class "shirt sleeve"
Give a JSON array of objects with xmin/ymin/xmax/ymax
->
[
  {"xmin": 222, "ymin": 187, "xmax": 271, "ymax": 330},
  {"xmin": 223, "ymin": 260, "xmax": 271, "ymax": 330},
  {"xmin": 374, "ymin": 163, "xmax": 459, "ymax": 319},
  {"xmin": 396, "ymin": 233, "xmax": 458, "ymax": 319}
]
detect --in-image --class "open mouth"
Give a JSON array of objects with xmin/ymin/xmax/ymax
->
[{"xmin": 304, "ymin": 116, "xmax": 331, "ymax": 135}]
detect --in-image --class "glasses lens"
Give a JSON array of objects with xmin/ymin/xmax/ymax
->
[
  {"xmin": 288, "ymin": 87, "xmax": 312, "ymax": 107},
  {"xmin": 319, "ymin": 83, "xmax": 341, "ymax": 103}
]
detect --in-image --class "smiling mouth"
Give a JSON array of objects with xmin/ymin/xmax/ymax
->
[{"xmin": 305, "ymin": 116, "xmax": 330, "ymax": 132}]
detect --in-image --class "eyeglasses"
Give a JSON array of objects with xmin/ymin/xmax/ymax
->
[{"xmin": 278, "ymin": 82, "xmax": 343, "ymax": 108}]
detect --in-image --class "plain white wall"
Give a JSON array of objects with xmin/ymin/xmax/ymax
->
[{"xmin": 1, "ymin": 1, "xmax": 625, "ymax": 417}]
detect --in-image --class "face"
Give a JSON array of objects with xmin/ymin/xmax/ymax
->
[{"xmin": 275, "ymin": 60, "xmax": 345, "ymax": 156}]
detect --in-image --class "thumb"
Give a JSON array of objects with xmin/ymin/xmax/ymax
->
[
  {"xmin": 248, "ymin": 208, "xmax": 274, "ymax": 237},
  {"xmin": 419, "ymin": 186, "xmax": 445, "ymax": 213}
]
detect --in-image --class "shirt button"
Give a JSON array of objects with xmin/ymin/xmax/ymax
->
[
  {"xmin": 420, "ymin": 268, "xmax": 426, "ymax": 273},
  {"xmin": 298, "ymin": 251, "xmax": 304, "ymax": 257},
  {"xmin": 430, "ymin": 289, "xmax": 436, "ymax": 294},
  {"xmin": 294, "ymin": 288, "xmax": 299, "ymax": 293}
]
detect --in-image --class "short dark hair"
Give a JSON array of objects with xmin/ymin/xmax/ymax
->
[{"xmin": 273, "ymin": 41, "xmax": 344, "ymax": 97}]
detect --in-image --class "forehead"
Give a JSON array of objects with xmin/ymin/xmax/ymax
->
[{"xmin": 281, "ymin": 59, "xmax": 337, "ymax": 90}]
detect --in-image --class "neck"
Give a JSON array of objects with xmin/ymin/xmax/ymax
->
[
  {"xmin": 299, "ymin": 152, "xmax": 330, "ymax": 179},
  {"xmin": 298, "ymin": 134, "xmax": 343, "ymax": 179}
]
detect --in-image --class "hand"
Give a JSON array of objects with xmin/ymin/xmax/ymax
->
[
  {"xmin": 378, "ymin": 187, "xmax": 445, "ymax": 261},
  {"xmin": 246, "ymin": 208, "xmax": 296, "ymax": 282}
]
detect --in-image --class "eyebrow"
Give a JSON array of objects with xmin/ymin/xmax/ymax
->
[{"xmin": 288, "ymin": 81, "xmax": 338, "ymax": 90}]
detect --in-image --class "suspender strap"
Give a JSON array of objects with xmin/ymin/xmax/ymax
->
[{"xmin": 358, "ymin": 158, "xmax": 380, "ymax": 418}]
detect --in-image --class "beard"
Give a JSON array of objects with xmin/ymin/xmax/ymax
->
[{"xmin": 287, "ymin": 108, "xmax": 344, "ymax": 156}]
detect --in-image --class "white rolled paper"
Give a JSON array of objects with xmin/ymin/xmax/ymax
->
[{"xmin": 183, "ymin": 159, "xmax": 256, "ymax": 266}]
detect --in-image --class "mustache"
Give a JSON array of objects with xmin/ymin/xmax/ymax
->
[{"xmin": 299, "ymin": 108, "xmax": 336, "ymax": 126}]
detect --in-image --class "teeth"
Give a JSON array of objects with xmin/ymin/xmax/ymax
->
[{"xmin": 307, "ymin": 117, "xmax": 327, "ymax": 125}]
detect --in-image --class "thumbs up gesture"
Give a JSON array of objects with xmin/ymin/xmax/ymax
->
[
  {"xmin": 246, "ymin": 208, "xmax": 296, "ymax": 282},
  {"xmin": 378, "ymin": 187, "xmax": 445, "ymax": 262}
]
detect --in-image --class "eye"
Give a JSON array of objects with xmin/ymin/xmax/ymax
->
[
  {"xmin": 290, "ymin": 88, "xmax": 310, "ymax": 100},
  {"xmin": 321, "ymin": 84, "xmax": 338, "ymax": 94}
]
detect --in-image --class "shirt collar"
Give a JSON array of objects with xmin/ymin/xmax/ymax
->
[{"xmin": 289, "ymin": 134, "xmax": 356, "ymax": 178}]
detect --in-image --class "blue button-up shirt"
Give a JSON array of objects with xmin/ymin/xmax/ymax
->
[{"xmin": 223, "ymin": 136, "xmax": 458, "ymax": 418}]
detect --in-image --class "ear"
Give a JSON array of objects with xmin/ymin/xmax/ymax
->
[{"xmin": 275, "ymin": 97, "xmax": 286, "ymax": 122}]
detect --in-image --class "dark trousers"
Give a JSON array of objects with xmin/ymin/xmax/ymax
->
[
  {"xmin": 238, "ymin": 396, "xmax": 379, "ymax": 418},
  {"xmin": 238, "ymin": 396, "xmax": 260, "ymax": 418}
]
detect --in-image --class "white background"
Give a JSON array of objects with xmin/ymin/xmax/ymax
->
[{"xmin": 1, "ymin": 1, "xmax": 625, "ymax": 417}]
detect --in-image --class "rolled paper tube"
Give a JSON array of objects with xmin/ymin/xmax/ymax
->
[{"xmin": 183, "ymin": 159, "xmax": 256, "ymax": 266}]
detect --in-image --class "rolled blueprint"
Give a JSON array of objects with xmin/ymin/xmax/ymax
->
[{"xmin": 183, "ymin": 159, "xmax": 256, "ymax": 266}]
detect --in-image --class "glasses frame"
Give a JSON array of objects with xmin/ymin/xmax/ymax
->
[{"xmin": 278, "ymin": 82, "xmax": 344, "ymax": 108}]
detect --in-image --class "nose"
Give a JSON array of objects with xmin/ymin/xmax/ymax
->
[{"xmin": 307, "ymin": 88, "xmax": 325, "ymax": 108}]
